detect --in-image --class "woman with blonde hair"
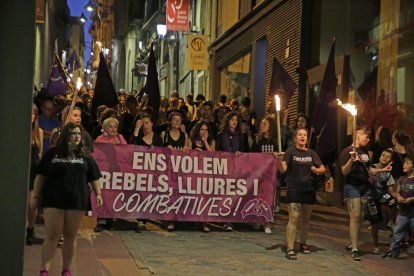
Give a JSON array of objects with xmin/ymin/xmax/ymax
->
[
  {"xmin": 93, "ymin": 117, "xmax": 127, "ymax": 232},
  {"xmin": 95, "ymin": 117, "xmax": 127, "ymax": 145}
]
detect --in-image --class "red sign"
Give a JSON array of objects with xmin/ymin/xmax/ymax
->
[{"xmin": 166, "ymin": 0, "xmax": 189, "ymax": 31}]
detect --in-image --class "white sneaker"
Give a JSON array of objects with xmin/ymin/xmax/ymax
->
[
  {"xmin": 372, "ymin": 247, "xmax": 380, "ymax": 254},
  {"xmin": 274, "ymin": 206, "xmax": 280, "ymax": 213},
  {"xmin": 224, "ymin": 223, "xmax": 233, "ymax": 231},
  {"xmin": 264, "ymin": 226, "xmax": 272, "ymax": 234},
  {"xmin": 137, "ymin": 221, "xmax": 145, "ymax": 230}
]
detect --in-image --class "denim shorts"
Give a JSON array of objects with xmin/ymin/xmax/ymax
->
[{"xmin": 343, "ymin": 184, "xmax": 372, "ymax": 201}]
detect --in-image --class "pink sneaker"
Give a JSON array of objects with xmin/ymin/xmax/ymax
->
[
  {"xmin": 61, "ymin": 269, "xmax": 72, "ymax": 276},
  {"xmin": 39, "ymin": 268, "xmax": 48, "ymax": 276}
]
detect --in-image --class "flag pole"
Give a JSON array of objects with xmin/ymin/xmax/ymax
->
[{"xmin": 54, "ymin": 52, "xmax": 78, "ymax": 125}]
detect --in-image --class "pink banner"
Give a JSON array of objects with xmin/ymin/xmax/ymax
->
[{"xmin": 91, "ymin": 143, "xmax": 278, "ymax": 223}]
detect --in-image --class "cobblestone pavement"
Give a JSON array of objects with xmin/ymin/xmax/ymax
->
[
  {"xmin": 119, "ymin": 220, "xmax": 371, "ymax": 276},
  {"xmin": 116, "ymin": 203, "xmax": 413, "ymax": 276},
  {"xmin": 24, "ymin": 204, "xmax": 414, "ymax": 275}
]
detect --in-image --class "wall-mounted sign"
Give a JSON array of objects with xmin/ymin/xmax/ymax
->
[
  {"xmin": 166, "ymin": 0, "xmax": 189, "ymax": 31},
  {"xmin": 134, "ymin": 62, "xmax": 147, "ymax": 77},
  {"xmin": 188, "ymin": 34, "xmax": 208, "ymax": 71},
  {"xmin": 36, "ymin": 0, "xmax": 45, "ymax": 23}
]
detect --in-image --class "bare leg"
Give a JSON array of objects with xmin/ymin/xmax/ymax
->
[
  {"xmin": 286, "ymin": 203, "xmax": 301, "ymax": 250},
  {"xmin": 41, "ymin": 208, "xmax": 64, "ymax": 270},
  {"xmin": 62, "ymin": 210, "xmax": 84, "ymax": 270},
  {"xmin": 347, "ymin": 198, "xmax": 363, "ymax": 250},
  {"xmin": 371, "ymin": 224, "xmax": 379, "ymax": 247},
  {"xmin": 27, "ymin": 190, "xmax": 37, "ymax": 228},
  {"xmin": 299, "ymin": 204, "xmax": 313, "ymax": 245}
]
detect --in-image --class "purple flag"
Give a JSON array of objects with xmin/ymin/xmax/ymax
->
[
  {"xmin": 91, "ymin": 52, "xmax": 118, "ymax": 119},
  {"xmin": 67, "ymin": 50, "xmax": 81, "ymax": 72},
  {"xmin": 144, "ymin": 44, "xmax": 161, "ymax": 122},
  {"xmin": 269, "ymin": 57, "xmax": 297, "ymax": 107},
  {"xmin": 312, "ymin": 39, "xmax": 337, "ymax": 163},
  {"xmin": 46, "ymin": 58, "xmax": 68, "ymax": 96}
]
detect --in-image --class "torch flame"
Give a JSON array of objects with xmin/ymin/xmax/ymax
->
[
  {"xmin": 336, "ymin": 99, "xmax": 357, "ymax": 116},
  {"xmin": 76, "ymin": 77, "xmax": 82, "ymax": 91},
  {"xmin": 275, "ymin": 95, "xmax": 281, "ymax": 112}
]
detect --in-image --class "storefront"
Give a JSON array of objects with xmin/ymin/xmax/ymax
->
[{"xmin": 209, "ymin": 0, "xmax": 304, "ymax": 122}]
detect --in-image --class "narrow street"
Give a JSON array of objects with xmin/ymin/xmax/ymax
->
[{"xmin": 24, "ymin": 203, "xmax": 414, "ymax": 275}]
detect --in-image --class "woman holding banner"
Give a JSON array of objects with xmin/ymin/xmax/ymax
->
[
  {"xmin": 189, "ymin": 121, "xmax": 215, "ymax": 232},
  {"xmin": 216, "ymin": 111, "xmax": 249, "ymax": 231},
  {"xmin": 93, "ymin": 117, "xmax": 127, "ymax": 232},
  {"xmin": 131, "ymin": 113, "xmax": 163, "ymax": 147},
  {"xmin": 32, "ymin": 122, "xmax": 103, "ymax": 276},
  {"xmin": 131, "ymin": 113, "xmax": 162, "ymax": 232},
  {"xmin": 250, "ymin": 116, "xmax": 278, "ymax": 234},
  {"xmin": 161, "ymin": 110, "xmax": 189, "ymax": 150},
  {"xmin": 275, "ymin": 128, "xmax": 325, "ymax": 260},
  {"xmin": 161, "ymin": 110, "xmax": 189, "ymax": 231}
]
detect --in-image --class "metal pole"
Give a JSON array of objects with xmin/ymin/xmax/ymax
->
[
  {"xmin": 175, "ymin": 40, "xmax": 179, "ymax": 93},
  {"xmin": 131, "ymin": 68, "xmax": 134, "ymax": 91}
]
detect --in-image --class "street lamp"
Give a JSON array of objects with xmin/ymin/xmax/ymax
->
[
  {"xmin": 157, "ymin": 24, "xmax": 167, "ymax": 38},
  {"xmin": 85, "ymin": 0, "xmax": 95, "ymax": 12},
  {"xmin": 80, "ymin": 13, "xmax": 87, "ymax": 23}
]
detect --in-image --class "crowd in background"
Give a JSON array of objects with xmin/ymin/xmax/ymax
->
[{"xmin": 29, "ymin": 87, "xmax": 414, "ymax": 262}]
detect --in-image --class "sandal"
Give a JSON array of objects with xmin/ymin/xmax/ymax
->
[
  {"xmin": 285, "ymin": 249, "xmax": 297, "ymax": 260},
  {"xmin": 300, "ymin": 244, "xmax": 311, "ymax": 254}
]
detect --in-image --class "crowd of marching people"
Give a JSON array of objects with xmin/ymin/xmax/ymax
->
[{"xmin": 27, "ymin": 87, "xmax": 413, "ymax": 275}]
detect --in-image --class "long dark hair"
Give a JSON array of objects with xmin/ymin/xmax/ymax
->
[
  {"xmin": 377, "ymin": 126, "xmax": 392, "ymax": 149},
  {"xmin": 190, "ymin": 121, "xmax": 212, "ymax": 144},
  {"xmin": 55, "ymin": 122, "xmax": 89, "ymax": 157},
  {"xmin": 393, "ymin": 129, "xmax": 413, "ymax": 155},
  {"xmin": 258, "ymin": 116, "xmax": 277, "ymax": 144},
  {"xmin": 220, "ymin": 111, "xmax": 240, "ymax": 132}
]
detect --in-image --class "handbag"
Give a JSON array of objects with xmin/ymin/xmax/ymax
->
[
  {"xmin": 364, "ymin": 199, "xmax": 382, "ymax": 223},
  {"xmin": 377, "ymin": 192, "xmax": 397, "ymax": 208}
]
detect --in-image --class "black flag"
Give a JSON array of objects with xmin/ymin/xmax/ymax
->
[
  {"xmin": 144, "ymin": 44, "xmax": 161, "ymax": 122},
  {"xmin": 91, "ymin": 52, "xmax": 118, "ymax": 119},
  {"xmin": 312, "ymin": 39, "xmax": 337, "ymax": 163},
  {"xmin": 269, "ymin": 57, "xmax": 297, "ymax": 108}
]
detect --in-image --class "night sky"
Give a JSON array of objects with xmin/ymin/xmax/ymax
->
[{"xmin": 67, "ymin": 0, "xmax": 92, "ymax": 67}]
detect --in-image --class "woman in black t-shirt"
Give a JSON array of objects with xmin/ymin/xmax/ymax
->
[
  {"xmin": 161, "ymin": 111, "xmax": 188, "ymax": 231},
  {"xmin": 276, "ymin": 128, "xmax": 325, "ymax": 260},
  {"xmin": 188, "ymin": 121, "xmax": 215, "ymax": 151},
  {"xmin": 161, "ymin": 110, "xmax": 188, "ymax": 150},
  {"xmin": 340, "ymin": 128, "xmax": 371, "ymax": 260},
  {"xmin": 32, "ymin": 123, "xmax": 103, "ymax": 275},
  {"xmin": 130, "ymin": 113, "xmax": 163, "ymax": 147},
  {"xmin": 390, "ymin": 129, "xmax": 412, "ymax": 180},
  {"xmin": 188, "ymin": 121, "xmax": 215, "ymax": 232}
]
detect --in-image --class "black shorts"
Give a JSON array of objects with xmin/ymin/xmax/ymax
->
[{"xmin": 285, "ymin": 190, "xmax": 316, "ymax": 204}]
